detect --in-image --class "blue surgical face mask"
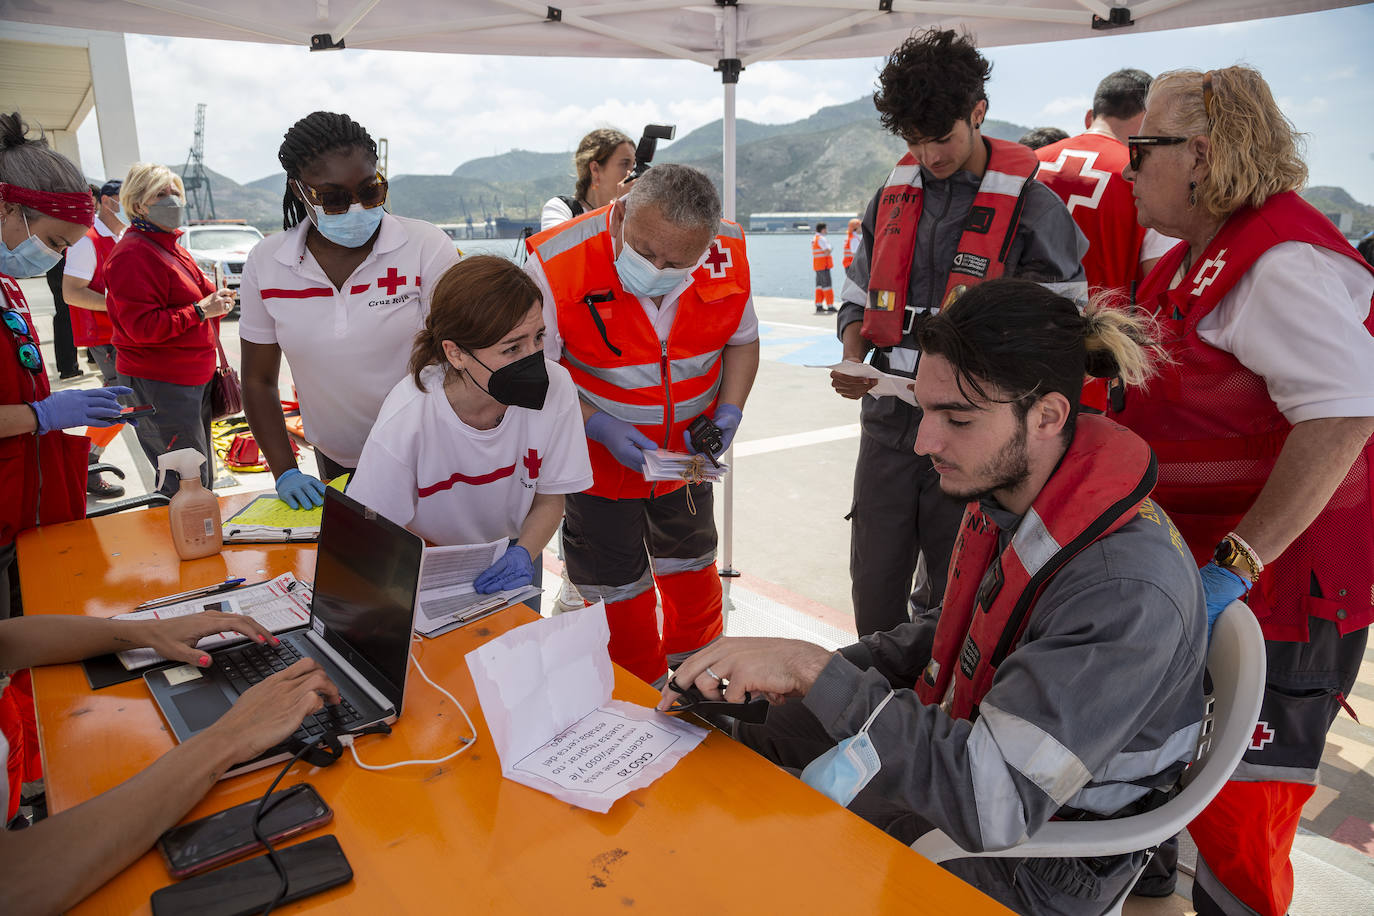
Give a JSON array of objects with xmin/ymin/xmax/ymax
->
[
  {"xmin": 112, "ymin": 204, "xmax": 126, "ymax": 223},
  {"xmin": 799, "ymin": 692, "xmax": 894, "ymax": 807},
  {"xmin": 0, "ymin": 211, "xmax": 62, "ymax": 278},
  {"xmin": 614, "ymin": 219, "xmax": 696, "ymax": 298},
  {"xmin": 307, "ymin": 199, "xmax": 384, "ymax": 249}
]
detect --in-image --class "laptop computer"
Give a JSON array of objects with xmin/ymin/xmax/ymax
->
[{"xmin": 145, "ymin": 488, "xmax": 424, "ymax": 778}]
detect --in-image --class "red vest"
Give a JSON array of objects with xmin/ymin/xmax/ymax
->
[
  {"xmin": 863, "ymin": 138, "xmax": 1040, "ymax": 347},
  {"xmin": 527, "ymin": 206, "xmax": 751, "ymax": 500},
  {"xmin": 0, "ymin": 275, "xmax": 89, "ymax": 546},
  {"xmin": 915, "ymin": 416, "xmax": 1156, "ymax": 720},
  {"xmin": 70, "ymin": 226, "xmax": 117, "ymax": 347},
  {"xmin": 1111, "ymin": 191, "xmax": 1374, "ymax": 642},
  {"xmin": 811, "ymin": 234, "xmax": 832, "ymax": 271}
]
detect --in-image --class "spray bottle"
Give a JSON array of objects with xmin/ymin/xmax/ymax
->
[{"xmin": 156, "ymin": 448, "xmax": 223, "ymax": 560}]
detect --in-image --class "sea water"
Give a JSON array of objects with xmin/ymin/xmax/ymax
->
[{"xmin": 458, "ymin": 232, "xmax": 834, "ymax": 300}]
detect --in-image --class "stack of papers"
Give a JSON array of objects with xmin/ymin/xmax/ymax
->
[
  {"xmin": 642, "ymin": 449, "xmax": 728, "ymax": 483},
  {"xmin": 415, "ymin": 540, "xmax": 540, "ymax": 637},
  {"xmin": 813, "ymin": 360, "xmax": 919, "ymax": 406},
  {"xmin": 114, "ymin": 573, "xmax": 312, "ymax": 670},
  {"xmin": 466, "ymin": 602, "xmax": 705, "ymax": 813}
]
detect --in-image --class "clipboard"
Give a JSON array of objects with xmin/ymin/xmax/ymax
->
[{"xmin": 221, "ymin": 494, "xmax": 323, "ymax": 543}]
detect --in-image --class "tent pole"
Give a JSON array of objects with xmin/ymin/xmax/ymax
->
[{"xmin": 719, "ymin": 2, "xmax": 740, "ymax": 580}]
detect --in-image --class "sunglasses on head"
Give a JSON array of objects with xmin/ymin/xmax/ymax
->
[
  {"xmin": 2, "ymin": 307, "xmax": 43, "ymax": 374},
  {"xmin": 294, "ymin": 171, "xmax": 388, "ymax": 215},
  {"xmin": 1127, "ymin": 136, "xmax": 1188, "ymax": 171}
]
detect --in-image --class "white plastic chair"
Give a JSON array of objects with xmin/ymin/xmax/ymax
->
[{"xmin": 911, "ymin": 600, "xmax": 1266, "ymax": 916}]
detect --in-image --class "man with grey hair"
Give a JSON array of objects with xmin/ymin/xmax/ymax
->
[{"xmin": 524, "ymin": 163, "xmax": 759, "ymax": 685}]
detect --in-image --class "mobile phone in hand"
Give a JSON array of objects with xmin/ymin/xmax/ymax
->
[
  {"xmin": 120, "ymin": 404, "xmax": 157, "ymax": 420},
  {"xmin": 156, "ymin": 783, "xmax": 332, "ymax": 878}
]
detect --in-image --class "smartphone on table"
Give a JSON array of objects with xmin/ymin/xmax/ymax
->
[
  {"xmin": 156, "ymin": 782, "xmax": 332, "ymax": 878},
  {"xmin": 150, "ymin": 834, "xmax": 352, "ymax": 916}
]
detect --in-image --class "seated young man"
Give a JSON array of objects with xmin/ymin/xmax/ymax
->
[
  {"xmin": 0, "ymin": 611, "xmax": 338, "ymax": 915},
  {"xmin": 663, "ymin": 279, "xmax": 1207, "ymax": 916}
]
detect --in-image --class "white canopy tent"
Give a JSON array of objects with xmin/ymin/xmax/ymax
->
[{"xmin": 1, "ymin": 0, "xmax": 1364, "ymax": 571}]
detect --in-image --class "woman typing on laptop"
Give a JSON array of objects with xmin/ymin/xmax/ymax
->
[
  {"xmin": 349, "ymin": 256, "xmax": 592, "ymax": 598},
  {"xmin": 0, "ymin": 610, "xmax": 339, "ymax": 915}
]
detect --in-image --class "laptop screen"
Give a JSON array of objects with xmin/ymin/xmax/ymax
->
[{"xmin": 309, "ymin": 488, "xmax": 423, "ymax": 710}]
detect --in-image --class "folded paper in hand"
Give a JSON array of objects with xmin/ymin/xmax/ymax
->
[
  {"xmin": 466, "ymin": 602, "xmax": 705, "ymax": 813},
  {"xmin": 414, "ymin": 539, "xmax": 539, "ymax": 637},
  {"xmin": 642, "ymin": 449, "xmax": 728, "ymax": 483},
  {"xmin": 814, "ymin": 361, "xmax": 919, "ymax": 406}
]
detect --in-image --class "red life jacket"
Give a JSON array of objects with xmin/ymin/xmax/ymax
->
[
  {"xmin": 70, "ymin": 225, "xmax": 117, "ymax": 347},
  {"xmin": 811, "ymin": 233, "xmax": 832, "ymax": 271},
  {"xmin": 527, "ymin": 206, "xmax": 751, "ymax": 500},
  {"xmin": 915, "ymin": 416, "xmax": 1157, "ymax": 720},
  {"xmin": 0, "ymin": 275, "xmax": 89, "ymax": 546},
  {"xmin": 862, "ymin": 138, "xmax": 1040, "ymax": 347},
  {"xmin": 1111, "ymin": 191, "xmax": 1374, "ymax": 642}
]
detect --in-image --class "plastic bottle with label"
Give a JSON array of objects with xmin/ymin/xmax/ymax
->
[{"xmin": 156, "ymin": 448, "xmax": 223, "ymax": 560}]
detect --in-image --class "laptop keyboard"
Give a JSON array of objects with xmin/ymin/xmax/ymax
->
[{"xmin": 215, "ymin": 640, "xmax": 368, "ymax": 742}]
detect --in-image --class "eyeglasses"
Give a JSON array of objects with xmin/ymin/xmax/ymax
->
[
  {"xmin": 2, "ymin": 307, "xmax": 43, "ymax": 374},
  {"xmin": 1127, "ymin": 136, "xmax": 1188, "ymax": 171},
  {"xmin": 294, "ymin": 171, "xmax": 388, "ymax": 215}
]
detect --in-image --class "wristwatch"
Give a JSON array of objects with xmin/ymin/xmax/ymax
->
[
  {"xmin": 193, "ymin": 303, "xmax": 206, "ymax": 321},
  {"xmin": 1214, "ymin": 534, "xmax": 1261, "ymax": 584}
]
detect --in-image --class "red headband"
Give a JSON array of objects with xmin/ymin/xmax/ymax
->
[{"xmin": 0, "ymin": 182, "xmax": 96, "ymax": 227}]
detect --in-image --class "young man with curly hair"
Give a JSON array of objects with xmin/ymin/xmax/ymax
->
[{"xmin": 832, "ymin": 28, "xmax": 1087, "ymax": 638}]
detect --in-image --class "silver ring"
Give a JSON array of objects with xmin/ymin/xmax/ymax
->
[{"xmin": 705, "ymin": 666, "xmax": 722, "ymax": 682}]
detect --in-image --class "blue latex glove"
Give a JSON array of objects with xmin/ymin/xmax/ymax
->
[
  {"xmin": 275, "ymin": 468, "xmax": 327, "ymax": 509},
  {"xmin": 30, "ymin": 386, "xmax": 134, "ymax": 434},
  {"xmin": 585, "ymin": 410, "xmax": 656, "ymax": 471},
  {"xmin": 1200, "ymin": 561, "xmax": 1250, "ymax": 642},
  {"xmin": 683, "ymin": 403, "xmax": 743, "ymax": 457},
  {"xmin": 474, "ymin": 545, "xmax": 533, "ymax": 594}
]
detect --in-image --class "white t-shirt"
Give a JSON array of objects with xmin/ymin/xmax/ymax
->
[
  {"xmin": 541, "ymin": 196, "xmax": 579, "ymax": 231},
  {"xmin": 814, "ymin": 234, "xmax": 832, "ymax": 254},
  {"xmin": 238, "ymin": 214, "xmax": 461, "ymax": 466},
  {"xmin": 1, "ymin": 727, "xmax": 8, "ymax": 818},
  {"xmin": 347, "ymin": 361, "xmax": 593, "ymax": 546},
  {"xmin": 1190, "ymin": 241, "xmax": 1374, "ymax": 424},
  {"xmin": 524, "ymin": 211, "xmax": 759, "ymax": 359},
  {"xmin": 64, "ymin": 217, "xmax": 123, "ymax": 282}
]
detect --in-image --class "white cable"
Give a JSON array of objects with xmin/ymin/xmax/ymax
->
[{"xmin": 340, "ymin": 648, "xmax": 478, "ymax": 771}]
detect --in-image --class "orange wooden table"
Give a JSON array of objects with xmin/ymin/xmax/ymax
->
[{"xmin": 19, "ymin": 496, "xmax": 1008, "ymax": 915}]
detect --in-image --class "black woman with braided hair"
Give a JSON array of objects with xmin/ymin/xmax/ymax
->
[{"xmin": 238, "ymin": 111, "xmax": 459, "ymax": 506}]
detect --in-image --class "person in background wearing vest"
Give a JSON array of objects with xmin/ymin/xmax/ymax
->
[
  {"xmin": 664, "ymin": 278, "xmax": 1205, "ymax": 916},
  {"xmin": 811, "ymin": 222, "xmax": 834, "ymax": 314},
  {"xmin": 63, "ymin": 178, "xmax": 127, "ymax": 499},
  {"xmin": 832, "ymin": 29, "xmax": 1087, "ymax": 638},
  {"xmin": 540, "ymin": 128, "xmax": 635, "ymax": 231},
  {"xmin": 841, "ymin": 217, "xmax": 860, "ymax": 270},
  {"xmin": 525, "ymin": 164, "xmax": 760, "ymax": 686},
  {"xmin": 1114, "ymin": 66, "xmax": 1374, "ymax": 916}
]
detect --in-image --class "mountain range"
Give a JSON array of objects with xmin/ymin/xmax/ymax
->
[{"xmin": 193, "ymin": 96, "xmax": 1373, "ymax": 236}]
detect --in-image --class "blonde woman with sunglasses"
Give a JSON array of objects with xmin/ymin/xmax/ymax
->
[{"xmin": 238, "ymin": 112, "xmax": 459, "ymax": 505}]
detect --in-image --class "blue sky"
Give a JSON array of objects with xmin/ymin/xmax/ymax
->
[{"xmin": 79, "ymin": 4, "xmax": 1374, "ymax": 204}]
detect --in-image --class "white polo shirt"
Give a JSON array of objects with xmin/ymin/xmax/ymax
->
[
  {"xmin": 348, "ymin": 361, "xmax": 593, "ymax": 546},
  {"xmin": 524, "ymin": 211, "xmax": 759, "ymax": 359},
  {"xmin": 238, "ymin": 214, "xmax": 461, "ymax": 466},
  {"xmin": 64, "ymin": 217, "xmax": 124, "ymax": 281}
]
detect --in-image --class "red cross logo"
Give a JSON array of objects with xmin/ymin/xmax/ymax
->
[
  {"xmin": 523, "ymin": 448, "xmax": 541, "ymax": 480},
  {"xmin": 377, "ymin": 267, "xmax": 407, "ymax": 296},
  {"xmin": 1249, "ymin": 721, "xmax": 1275, "ymax": 751},
  {"xmin": 703, "ymin": 241, "xmax": 732, "ymax": 278},
  {"xmin": 1036, "ymin": 148, "xmax": 1112, "ymax": 214}
]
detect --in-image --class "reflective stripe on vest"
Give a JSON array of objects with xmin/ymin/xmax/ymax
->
[
  {"xmin": 1110, "ymin": 190, "xmax": 1374, "ymax": 642},
  {"xmin": 915, "ymin": 416, "xmax": 1157, "ymax": 720},
  {"xmin": 862, "ymin": 138, "xmax": 1040, "ymax": 348}
]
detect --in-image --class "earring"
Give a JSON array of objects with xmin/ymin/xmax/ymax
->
[{"xmin": 1188, "ymin": 181, "xmax": 1198, "ymax": 207}]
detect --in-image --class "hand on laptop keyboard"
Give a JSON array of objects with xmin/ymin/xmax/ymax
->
[
  {"xmin": 199, "ymin": 659, "xmax": 341, "ymax": 765},
  {"xmin": 130, "ymin": 610, "xmax": 279, "ymax": 668}
]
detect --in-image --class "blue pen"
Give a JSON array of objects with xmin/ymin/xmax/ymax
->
[{"xmin": 134, "ymin": 577, "xmax": 248, "ymax": 611}]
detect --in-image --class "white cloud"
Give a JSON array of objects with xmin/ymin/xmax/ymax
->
[{"xmin": 1038, "ymin": 95, "xmax": 1090, "ymax": 118}]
